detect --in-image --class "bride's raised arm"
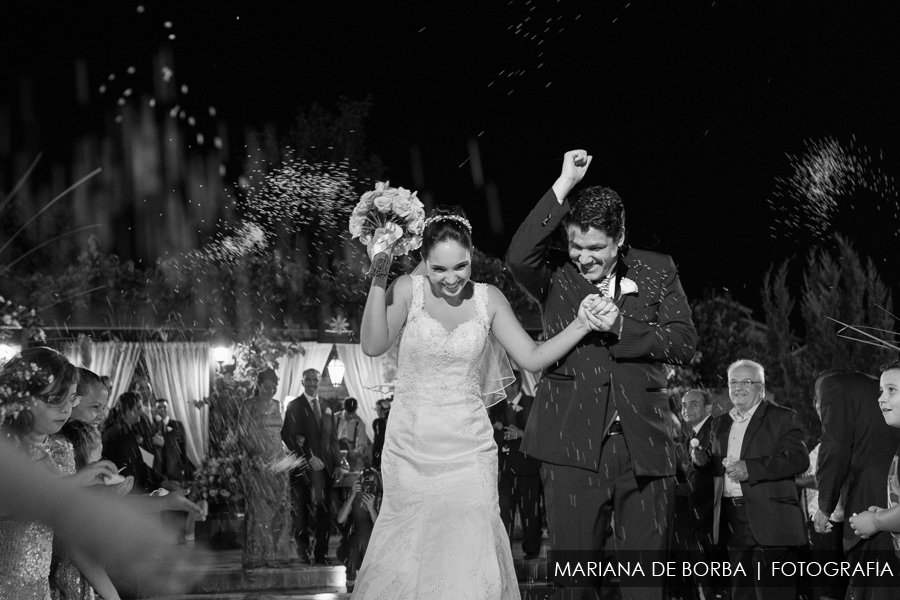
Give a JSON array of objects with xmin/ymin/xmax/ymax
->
[
  {"xmin": 487, "ymin": 285, "xmax": 599, "ymax": 373},
  {"xmin": 361, "ymin": 272, "xmax": 413, "ymax": 357}
]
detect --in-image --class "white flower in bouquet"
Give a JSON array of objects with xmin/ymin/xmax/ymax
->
[{"xmin": 348, "ymin": 181, "xmax": 425, "ymax": 271}]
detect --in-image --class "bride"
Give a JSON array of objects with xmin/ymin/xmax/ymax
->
[{"xmin": 355, "ymin": 199, "xmax": 604, "ymax": 598}]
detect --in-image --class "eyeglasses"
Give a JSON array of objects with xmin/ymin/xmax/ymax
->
[{"xmin": 728, "ymin": 380, "xmax": 762, "ymax": 389}]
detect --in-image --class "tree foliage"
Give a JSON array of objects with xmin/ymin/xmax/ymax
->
[
  {"xmin": 667, "ymin": 289, "xmax": 764, "ymax": 406},
  {"xmin": 762, "ymin": 234, "xmax": 895, "ymax": 446}
]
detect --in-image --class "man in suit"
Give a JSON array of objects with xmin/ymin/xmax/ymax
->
[
  {"xmin": 131, "ymin": 377, "xmax": 165, "ymax": 479},
  {"xmin": 670, "ymin": 389, "xmax": 716, "ymax": 600},
  {"xmin": 507, "ymin": 150, "xmax": 697, "ymax": 600},
  {"xmin": 281, "ymin": 368, "xmax": 342, "ymax": 565},
  {"xmin": 489, "ymin": 370, "xmax": 543, "ymax": 559},
  {"xmin": 813, "ymin": 370, "xmax": 900, "ymax": 600},
  {"xmin": 692, "ymin": 360, "xmax": 808, "ymax": 600},
  {"xmin": 153, "ymin": 397, "xmax": 196, "ymax": 542}
]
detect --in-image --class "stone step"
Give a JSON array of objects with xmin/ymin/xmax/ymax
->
[{"xmin": 131, "ymin": 540, "xmax": 555, "ymax": 598}]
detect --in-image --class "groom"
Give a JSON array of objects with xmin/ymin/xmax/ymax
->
[{"xmin": 507, "ymin": 150, "xmax": 696, "ymax": 600}]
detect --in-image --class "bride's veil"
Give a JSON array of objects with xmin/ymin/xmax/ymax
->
[{"xmin": 370, "ymin": 261, "xmax": 514, "ymax": 407}]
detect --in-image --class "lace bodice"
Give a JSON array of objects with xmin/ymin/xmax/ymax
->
[{"xmin": 394, "ymin": 276, "xmax": 491, "ymax": 404}]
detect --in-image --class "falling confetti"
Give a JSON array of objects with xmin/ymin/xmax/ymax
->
[
  {"xmin": 768, "ymin": 136, "xmax": 900, "ymax": 239},
  {"xmin": 188, "ymin": 221, "xmax": 267, "ymax": 264},
  {"xmin": 241, "ymin": 155, "xmax": 357, "ymax": 232}
]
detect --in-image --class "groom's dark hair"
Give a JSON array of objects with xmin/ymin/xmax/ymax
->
[{"xmin": 564, "ymin": 186, "xmax": 626, "ymax": 241}]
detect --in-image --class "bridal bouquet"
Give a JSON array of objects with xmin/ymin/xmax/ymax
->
[{"xmin": 349, "ymin": 181, "xmax": 425, "ymax": 273}]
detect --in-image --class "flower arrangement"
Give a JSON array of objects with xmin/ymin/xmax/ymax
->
[
  {"xmin": 0, "ymin": 295, "xmax": 46, "ymax": 343},
  {"xmin": 188, "ymin": 449, "xmax": 244, "ymax": 505},
  {"xmin": 0, "ymin": 359, "xmax": 52, "ymax": 424},
  {"xmin": 348, "ymin": 181, "xmax": 425, "ymax": 267},
  {"xmin": 231, "ymin": 325, "xmax": 306, "ymax": 385}
]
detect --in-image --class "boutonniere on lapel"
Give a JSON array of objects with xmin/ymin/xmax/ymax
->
[
  {"xmin": 619, "ymin": 277, "xmax": 638, "ymax": 296},
  {"xmin": 166, "ymin": 426, "xmax": 174, "ymax": 433},
  {"xmin": 325, "ymin": 407, "xmax": 332, "ymax": 416},
  {"xmin": 511, "ymin": 404, "xmax": 523, "ymax": 413}
]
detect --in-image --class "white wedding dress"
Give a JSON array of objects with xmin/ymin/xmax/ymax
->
[{"xmin": 353, "ymin": 275, "xmax": 520, "ymax": 600}]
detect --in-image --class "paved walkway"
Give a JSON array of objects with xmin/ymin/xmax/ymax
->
[{"xmin": 138, "ymin": 528, "xmax": 553, "ymax": 599}]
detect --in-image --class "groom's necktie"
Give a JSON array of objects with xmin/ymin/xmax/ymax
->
[
  {"xmin": 311, "ymin": 397, "xmax": 321, "ymax": 426},
  {"xmin": 596, "ymin": 273, "xmax": 614, "ymax": 298}
]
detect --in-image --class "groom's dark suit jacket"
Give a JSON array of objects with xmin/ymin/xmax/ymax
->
[
  {"xmin": 507, "ymin": 188, "xmax": 696, "ymax": 477},
  {"xmin": 704, "ymin": 401, "xmax": 808, "ymax": 547}
]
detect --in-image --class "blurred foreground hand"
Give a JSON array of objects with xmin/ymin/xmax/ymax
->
[{"xmin": 0, "ymin": 436, "xmax": 207, "ymax": 596}]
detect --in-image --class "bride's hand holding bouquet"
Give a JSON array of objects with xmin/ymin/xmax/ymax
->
[{"xmin": 349, "ymin": 181, "xmax": 425, "ymax": 278}]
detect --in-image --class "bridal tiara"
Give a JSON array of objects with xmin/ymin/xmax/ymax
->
[{"xmin": 423, "ymin": 214, "xmax": 472, "ymax": 233}]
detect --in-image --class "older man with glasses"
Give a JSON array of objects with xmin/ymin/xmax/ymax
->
[{"xmin": 692, "ymin": 359, "xmax": 808, "ymax": 600}]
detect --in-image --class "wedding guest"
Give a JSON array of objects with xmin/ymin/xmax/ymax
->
[
  {"xmin": 238, "ymin": 368, "xmax": 293, "ymax": 576},
  {"xmin": 371, "ymin": 397, "xmax": 391, "ymax": 470},
  {"xmin": 70, "ymin": 367, "xmax": 110, "ymax": 429},
  {"xmin": 692, "ymin": 360, "xmax": 808, "ymax": 600},
  {"xmin": 281, "ymin": 368, "xmax": 341, "ymax": 565},
  {"xmin": 55, "ymin": 419, "xmax": 203, "ymax": 600},
  {"xmin": 59, "ymin": 419, "xmax": 202, "ymax": 516},
  {"xmin": 0, "ymin": 433, "xmax": 202, "ymax": 597},
  {"xmin": 336, "ymin": 468, "xmax": 381, "ymax": 593},
  {"xmin": 0, "ymin": 347, "xmax": 118, "ymax": 599},
  {"xmin": 813, "ymin": 368, "xmax": 900, "ymax": 600},
  {"xmin": 337, "ymin": 397, "xmax": 370, "ymax": 472},
  {"xmin": 670, "ymin": 389, "xmax": 717, "ymax": 600},
  {"xmin": 848, "ymin": 360, "xmax": 900, "ymax": 566},
  {"xmin": 128, "ymin": 377, "xmax": 164, "ymax": 476},
  {"xmin": 507, "ymin": 149, "xmax": 697, "ymax": 600},
  {"xmin": 153, "ymin": 398, "xmax": 196, "ymax": 543},
  {"xmin": 796, "ymin": 391, "xmax": 848, "ymax": 600},
  {"xmin": 102, "ymin": 392, "xmax": 163, "ymax": 494},
  {"xmin": 488, "ymin": 370, "xmax": 543, "ymax": 559}
]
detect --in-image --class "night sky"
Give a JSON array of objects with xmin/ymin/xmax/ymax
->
[{"xmin": 4, "ymin": 0, "xmax": 900, "ymax": 314}]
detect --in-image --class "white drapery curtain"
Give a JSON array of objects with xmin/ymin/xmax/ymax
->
[
  {"xmin": 336, "ymin": 344, "xmax": 392, "ymax": 440},
  {"xmin": 142, "ymin": 342, "xmax": 211, "ymax": 465},
  {"xmin": 63, "ymin": 341, "xmax": 143, "ymax": 408},
  {"xmin": 275, "ymin": 342, "xmax": 332, "ymax": 407}
]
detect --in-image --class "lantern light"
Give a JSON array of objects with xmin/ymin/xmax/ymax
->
[{"xmin": 327, "ymin": 356, "xmax": 345, "ymax": 387}]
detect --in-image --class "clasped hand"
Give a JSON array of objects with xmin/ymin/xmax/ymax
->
[
  {"xmin": 725, "ymin": 460, "xmax": 749, "ymax": 483},
  {"xmin": 503, "ymin": 425, "xmax": 523, "ymax": 441},
  {"xmin": 578, "ymin": 295, "xmax": 620, "ymax": 332},
  {"xmin": 849, "ymin": 506, "xmax": 883, "ymax": 539}
]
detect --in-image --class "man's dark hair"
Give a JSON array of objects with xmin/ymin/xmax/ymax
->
[
  {"xmin": 683, "ymin": 388, "xmax": 712, "ymax": 407},
  {"xmin": 563, "ymin": 186, "xmax": 626, "ymax": 240}
]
